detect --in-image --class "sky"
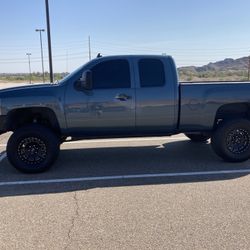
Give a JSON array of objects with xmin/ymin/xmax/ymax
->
[{"xmin": 0, "ymin": 0, "xmax": 250, "ymax": 73}]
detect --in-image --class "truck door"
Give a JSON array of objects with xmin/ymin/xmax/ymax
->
[
  {"xmin": 65, "ymin": 58, "xmax": 136, "ymax": 135},
  {"xmin": 134, "ymin": 57, "xmax": 177, "ymax": 133}
]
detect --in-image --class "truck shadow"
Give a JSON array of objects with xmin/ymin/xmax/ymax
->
[{"xmin": 0, "ymin": 140, "xmax": 249, "ymax": 197}]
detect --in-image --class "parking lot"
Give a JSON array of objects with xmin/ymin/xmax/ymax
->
[{"xmin": 0, "ymin": 131, "xmax": 250, "ymax": 250}]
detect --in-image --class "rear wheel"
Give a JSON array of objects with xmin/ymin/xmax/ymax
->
[
  {"xmin": 211, "ymin": 119, "xmax": 250, "ymax": 162},
  {"xmin": 7, "ymin": 124, "xmax": 60, "ymax": 173},
  {"xmin": 185, "ymin": 133, "xmax": 210, "ymax": 142}
]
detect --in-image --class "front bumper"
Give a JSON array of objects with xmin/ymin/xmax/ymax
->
[{"xmin": 0, "ymin": 116, "xmax": 7, "ymax": 135}]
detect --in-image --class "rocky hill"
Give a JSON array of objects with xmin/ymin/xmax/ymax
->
[{"xmin": 178, "ymin": 56, "xmax": 250, "ymax": 81}]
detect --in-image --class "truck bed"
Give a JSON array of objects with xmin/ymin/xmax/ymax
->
[{"xmin": 179, "ymin": 81, "xmax": 250, "ymax": 131}]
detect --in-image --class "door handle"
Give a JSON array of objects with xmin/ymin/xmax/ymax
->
[{"xmin": 115, "ymin": 94, "xmax": 131, "ymax": 101}]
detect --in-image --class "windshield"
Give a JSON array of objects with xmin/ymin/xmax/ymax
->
[{"xmin": 56, "ymin": 65, "xmax": 84, "ymax": 85}]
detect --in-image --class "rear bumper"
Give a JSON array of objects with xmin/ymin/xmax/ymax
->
[{"xmin": 0, "ymin": 116, "xmax": 7, "ymax": 135}]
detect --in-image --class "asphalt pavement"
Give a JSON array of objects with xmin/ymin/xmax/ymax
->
[{"xmin": 0, "ymin": 133, "xmax": 250, "ymax": 250}]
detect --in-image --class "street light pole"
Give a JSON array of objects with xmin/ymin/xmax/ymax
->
[
  {"xmin": 26, "ymin": 53, "xmax": 32, "ymax": 84},
  {"xmin": 35, "ymin": 29, "xmax": 45, "ymax": 83},
  {"xmin": 45, "ymin": 0, "xmax": 54, "ymax": 83}
]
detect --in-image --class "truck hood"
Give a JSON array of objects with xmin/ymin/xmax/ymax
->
[
  {"xmin": 0, "ymin": 83, "xmax": 64, "ymax": 117},
  {"xmin": 0, "ymin": 83, "xmax": 56, "ymax": 98},
  {"xmin": 0, "ymin": 83, "xmax": 51, "ymax": 93}
]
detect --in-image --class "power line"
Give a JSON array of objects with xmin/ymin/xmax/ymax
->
[
  {"xmin": 92, "ymin": 40, "xmax": 250, "ymax": 51},
  {"xmin": 0, "ymin": 55, "xmax": 90, "ymax": 64},
  {"xmin": 1, "ymin": 38, "xmax": 250, "ymax": 70},
  {"xmin": 0, "ymin": 51, "xmax": 89, "ymax": 62},
  {"xmin": 1, "ymin": 38, "xmax": 250, "ymax": 52}
]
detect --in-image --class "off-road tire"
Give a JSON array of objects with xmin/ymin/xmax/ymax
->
[
  {"xmin": 211, "ymin": 119, "xmax": 250, "ymax": 162},
  {"xmin": 7, "ymin": 124, "xmax": 60, "ymax": 173}
]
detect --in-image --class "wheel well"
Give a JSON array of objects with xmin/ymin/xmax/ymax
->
[
  {"xmin": 214, "ymin": 103, "xmax": 250, "ymax": 127},
  {"xmin": 6, "ymin": 107, "xmax": 61, "ymax": 134}
]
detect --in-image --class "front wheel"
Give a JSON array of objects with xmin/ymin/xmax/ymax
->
[
  {"xmin": 7, "ymin": 124, "xmax": 60, "ymax": 173},
  {"xmin": 211, "ymin": 119, "xmax": 250, "ymax": 162}
]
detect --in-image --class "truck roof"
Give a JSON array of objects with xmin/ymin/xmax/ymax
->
[{"xmin": 92, "ymin": 54, "xmax": 173, "ymax": 60}]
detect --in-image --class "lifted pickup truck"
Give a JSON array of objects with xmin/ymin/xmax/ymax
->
[{"xmin": 1, "ymin": 55, "xmax": 250, "ymax": 173}]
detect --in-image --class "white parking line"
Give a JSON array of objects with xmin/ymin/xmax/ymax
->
[
  {"xmin": 0, "ymin": 169, "xmax": 249, "ymax": 186},
  {"xmin": 0, "ymin": 152, "xmax": 6, "ymax": 162}
]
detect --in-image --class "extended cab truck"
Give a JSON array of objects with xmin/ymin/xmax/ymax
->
[{"xmin": 1, "ymin": 55, "xmax": 250, "ymax": 173}]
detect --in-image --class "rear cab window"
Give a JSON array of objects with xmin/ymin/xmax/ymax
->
[{"xmin": 138, "ymin": 59, "xmax": 166, "ymax": 87}]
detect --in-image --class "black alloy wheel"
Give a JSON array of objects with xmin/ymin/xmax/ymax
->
[
  {"xmin": 7, "ymin": 124, "xmax": 60, "ymax": 173},
  {"xmin": 211, "ymin": 119, "xmax": 250, "ymax": 162}
]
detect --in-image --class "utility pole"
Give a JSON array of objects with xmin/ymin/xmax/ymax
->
[
  {"xmin": 248, "ymin": 55, "xmax": 250, "ymax": 81},
  {"xmin": 88, "ymin": 36, "xmax": 91, "ymax": 61},
  {"xmin": 26, "ymin": 53, "xmax": 32, "ymax": 84},
  {"xmin": 45, "ymin": 0, "xmax": 54, "ymax": 83},
  {"xmin": 66, "ymin": 50, "xmax": 69, "ymax": 73},
  {"xmin": 35, "ymin": 29, "xmax": 45, "ymax": 82}
]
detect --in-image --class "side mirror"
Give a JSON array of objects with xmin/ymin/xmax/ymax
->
[{"xmin": 76, "ymin": 70, "xmax": 92, "ymax": 90}]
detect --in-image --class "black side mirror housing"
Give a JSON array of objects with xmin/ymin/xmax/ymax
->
[{"xmin": 76, "ymin": 70, "xmax": 93, "ymax": 90}]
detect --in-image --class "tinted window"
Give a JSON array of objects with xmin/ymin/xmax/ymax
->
[
  {"xmin": 92, "ymin": 60, "xmax": 131, "ymax": 89},
  {"xmin": 139, "ymin": 59, "xmax": 165, "ymax": 87}
]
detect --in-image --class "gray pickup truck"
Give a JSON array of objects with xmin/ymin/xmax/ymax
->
[{"xmin": 1, "ymin": 55, "xmax": 250, "ymax": 173}]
